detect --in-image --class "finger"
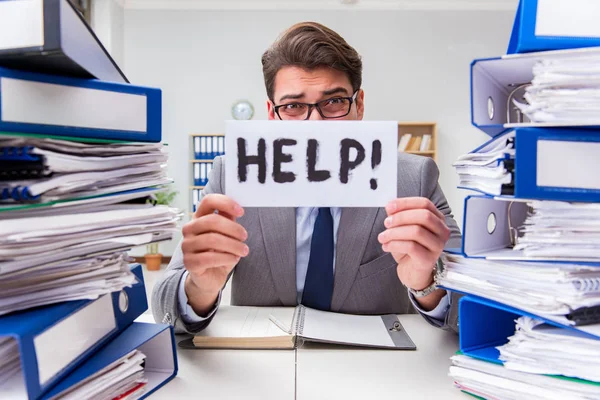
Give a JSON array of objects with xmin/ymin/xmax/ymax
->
[
  {"xmin": 385, "ymin": 197, "xmax": 444, "ymax": 220},
  {"xmin": 217, "ymin": 210, "xmax": 236, "ymax": 221},
  {"xmin": 183, "ymin": 213, "xmax": 248, "ymax": 242},
  {"xmin": 378, "ymin": 225, "xmax": 444, "ymax": 255},
  {"xmin": 381, "ymin": 240, "xmax": 434, "ymax": 266},
  {"xmin": 383, "ymin": 209, "xmax": 451, "ymax": 240},
  {"xmin": 184, "ymin": 251, "xmax": 240, "ymax": 271},
  {"xmin": 195, "ymin": 193, "xmax": 244, "ymax": 219},
  {"xmin": 183, "ymin": 232, "xmax": 249, "ymax": 257}
]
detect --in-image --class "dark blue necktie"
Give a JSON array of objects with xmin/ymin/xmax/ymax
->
[{"xmin": 302, "ymin": 207, "xmax": 334, "ymax": 311}]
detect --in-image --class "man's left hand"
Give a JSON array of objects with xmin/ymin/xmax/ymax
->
[{"xmin": 377, "ymin": 197, "xmax": 451, "ymax": 311}]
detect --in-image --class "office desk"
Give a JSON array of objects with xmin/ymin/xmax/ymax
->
[
  {"xmin": 152, "ymin": 315, "xmax": 462, "ymax": 399},
  {"xmin": 149, "ymin": 347, "xmax": 296, "ymax": 400},
  {"xmin": 296, "ymin": 314, "xmax": 464, "ymax": 399}
]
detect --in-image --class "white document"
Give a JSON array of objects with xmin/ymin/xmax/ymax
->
[
  {"xmin": 0, "ymin": 187, "xmax": 165, "ymax": 219},
  {"xmin": 498, "ymin": 316, "xmax": 600, "ymax": 382},
  {"xmin": 0, "ymin": 136, "xmax": 164, "ymax": 156},
  {"xmin": 13, "ymin": 164, "xmax": 166, "ymax": 196},
  {"xmin": 31, "ymin": 148, "xmax": 167, "ymax": 173},
  {"xmin": 453, "ymin": 131, "xmax": 515, "ymax": 195},
  {"xmin": 440, "ymin": 252, "xmax": 600, "ymax": 317},
  {"xmin": 450, "ymin": 354, "xmax": 600, "ymax": 400},
  {"xmin": 514, "ymin": 201, "xmax": 600, "ymax": 260},
  {"xmin": 513, "ymin": 54, "xmax": 600, "ymax": 124},
  {"xmin": 225, "ymin": 121, "xmax": 398, "ymax": 207},
  {"xmin": 0, "ymin": 205, "xmax": 177, "ymax": 239},
  {"xmin": 299, "ymin": 307, "xmax": 395, "ymax": 348},
  {"xmin": 0, "ymin": 135, "xmax": 168, "ymax": 203},
  {"xmin": 0, "ymin": 204, "xmax": 179, "ymax": 278},
  {"xmin": 0, "ymin": 255, "xmax": 137, "ymax": 316},
  {"xmin": 201, "ymin": 307, "xmax": 295, "ymax": 339},
  {"xmin": 54, "ymin": 350, "xmax": 147, "ymax": 400}
]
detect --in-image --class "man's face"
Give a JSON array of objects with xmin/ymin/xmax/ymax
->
[{"xmin": 267, "ymin": 66, "xmax": 364, "ymax": 121}]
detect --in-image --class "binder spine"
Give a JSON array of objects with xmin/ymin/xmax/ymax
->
[{"xmin": 193, "ymin": 162, "xmax": 212, "ymax": 186}]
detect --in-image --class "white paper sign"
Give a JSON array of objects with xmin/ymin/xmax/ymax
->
[{"xmin": 225, "ymin": 120, "xmax": 398, "ymax": 207}]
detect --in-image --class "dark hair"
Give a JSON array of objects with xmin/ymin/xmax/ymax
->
[{"xmin": 261, "ymin": 22, "xmax": 362, "ymax": 101}]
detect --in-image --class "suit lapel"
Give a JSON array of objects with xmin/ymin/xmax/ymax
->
[
  {"xmin": 331, "ymin": 207, "xmax": 379, "ymax": 311},
  {"xmin": 258, "ymin": 208, "xmax": 297, "ymax": 306}
]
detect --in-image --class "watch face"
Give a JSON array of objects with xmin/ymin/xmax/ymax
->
[{"xmin": 232, "ymin": 100, "xmax": 254, "ymax": 120}]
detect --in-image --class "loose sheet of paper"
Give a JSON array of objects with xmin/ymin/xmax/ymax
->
[{"xmin": 225, "ymin": 121, "xmax": 398, "ymax": 207}]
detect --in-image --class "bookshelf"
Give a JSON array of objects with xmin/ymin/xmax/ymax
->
[
  {"xmin": 397, "ymin": 122, "xmax": 437, "ymax": 162},
  {"xmin": 190, "ymin": 133, "xmax": 225, "ymax": 217}
]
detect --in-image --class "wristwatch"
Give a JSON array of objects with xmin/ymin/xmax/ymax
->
[{"xmin": 408, "ymin": 259, "xmax": 444, "ymax": 298}]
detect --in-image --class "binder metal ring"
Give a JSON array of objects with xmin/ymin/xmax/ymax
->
[{"xmin": 118, "ymin": 290, "xmax": 129, "ymax": 314}]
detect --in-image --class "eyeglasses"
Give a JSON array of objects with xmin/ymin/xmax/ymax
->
[{"xmin": 273, "ymin": 90, "xmax": 359, "ymax": 120}]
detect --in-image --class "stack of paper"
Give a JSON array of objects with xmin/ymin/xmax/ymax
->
[
  {"xmin": 449, "ymin": 353, "xmax": 600, "ymax": 400},
  {"xmin": 0, "ymin": 5, "xmax": 179, "ymax": 397},
  {"xmin": 439, "ymin": 253, "xmax": 600, "ymax": 321},
  {"xmin": 447, "ymin": 3, "xmax": 600, "ymax": 399},
  {"xmin": 498, "ymin": 317, "xmax": 600, "ymax": 382},
  {"xmin": 513, "ymin": 56, "xmax": 600, "ymax": 124},
  {"xmin": 0, "ymin": 204, "xmax": 180, "ymax": 315},
  {"xmin": 0, "ymin": 135, "xmax": 170, "ymax": 202},
  {"xmin": 453, "ymin": 131, "xmax": 515, "ymax": 196},
  {"xmin": 3, "ymin": 348, "xmax": 148, "ymax": 400},
  {"xmin": 515, "ymin": 201, "xmax": 600, "ymax": 259},
  {"xmin": 0, "ymin": 338, "xmax": 19, "ymax": 388}
]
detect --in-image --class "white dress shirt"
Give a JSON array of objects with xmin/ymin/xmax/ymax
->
[{"xmin": 178, "ymin": 207, "xmax": 449, "ymax": 322}]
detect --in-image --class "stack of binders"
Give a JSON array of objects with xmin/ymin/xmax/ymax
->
[
  {"xmin": 0, "ymin": 1, "xmax": 178, "ymax": 399},
  {"xmin": 441, "ymin": 0, "xmax": 600, "ymax": 398}
]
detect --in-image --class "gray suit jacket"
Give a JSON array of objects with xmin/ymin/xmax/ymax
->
[{"xmin": 152, "ymin": 153, "xmax": 462, "ymax": 334}]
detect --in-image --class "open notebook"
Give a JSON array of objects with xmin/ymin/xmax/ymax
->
[{"xmin": 180, "ymin": 306, "xmax": 416, "ymax": 350}]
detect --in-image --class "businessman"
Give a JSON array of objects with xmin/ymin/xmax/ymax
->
[{"xmin": 153, "ymin": 22, "xmax": 462, "ymax": 334}]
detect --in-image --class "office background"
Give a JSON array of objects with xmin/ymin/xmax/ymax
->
[{"xmin": 91, "ymin": 0, "xmax": 515, "ymax": 256}]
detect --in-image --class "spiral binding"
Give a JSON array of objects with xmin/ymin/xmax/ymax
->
[
  {"xmin": 294, "ymin": 305, "xmax": 307, "ymax": 336},
  {"xmin": 0, "ymin": 186, "xmax": 40, "ymax": 202},
  {"xmin": 0, "ymin": 146, "xmax": 40, "ymax": 162},
  {"xmin": 573, "ymin": 278, "xmax": 600, "ymax": 293}
]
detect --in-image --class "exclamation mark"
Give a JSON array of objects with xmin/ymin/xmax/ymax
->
[{"xmin": 370, "ymin": 140, "xmax": 382, "ymax": 190}]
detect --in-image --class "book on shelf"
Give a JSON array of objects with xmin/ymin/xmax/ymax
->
[
  {"xmin": 405, "ymin": 136, "xmax": 416, "ymax": 152},
  {"xmin": 408, "ymin": 136, "xmax": 422, "ymax": 152},
  {"xmin": 398, "ymin": 133, "xmax": 412, "ymax": 152},
  {"xmin": 420, "ymin": 134, "xmax": 431, "ymax": 151}
]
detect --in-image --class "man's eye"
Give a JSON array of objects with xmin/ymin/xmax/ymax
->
[
  {"xmin": 284, "ymin": 103, "xmax": 304, "ymax": 110},
  {"xmin": 326, "ymin": 98, "xmax": 344, "ymax": 105}
]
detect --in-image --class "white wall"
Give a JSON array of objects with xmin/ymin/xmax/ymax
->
[
  {"xmin": 92, "ymin": 0, "xmax": 124, "ymax": 69},
  {"xmin": 122, "ymin": 9, "xmax": 514, "ymax": 256}
]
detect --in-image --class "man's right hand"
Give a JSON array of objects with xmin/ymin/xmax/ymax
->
[{"xmin": 181, "ymin": 194, "xmax": 248, "ymax": 316}]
